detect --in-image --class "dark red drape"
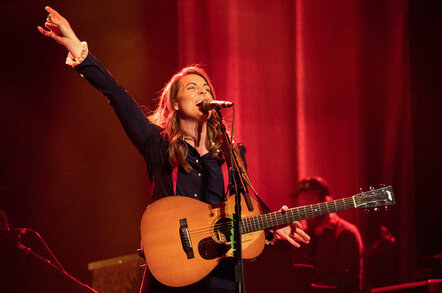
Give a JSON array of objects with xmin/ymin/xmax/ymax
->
[{"xmin": 178, "ymin": 0, "xmax": 414, "ymax": 282}]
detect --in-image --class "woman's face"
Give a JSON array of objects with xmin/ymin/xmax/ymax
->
[{"xmin": 175, "ymin": 73, "xmax": 213, "ymax": 122}]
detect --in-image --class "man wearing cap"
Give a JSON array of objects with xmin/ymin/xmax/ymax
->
[{"xmin": 291, "ymin": 177, "xmax": 364, "ymax": 292}]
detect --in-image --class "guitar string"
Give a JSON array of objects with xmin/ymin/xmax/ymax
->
[
  {"xmin": 186, "ymin": 200, "xmax": 353, "ymax": 237},
  {"xmin": 187, "ymin": 211, "xmax": 307, "ymax": 237},
  {"xmin": 186, "ymin": 204, "xmax": 347, "ymax": 234},
  {"xmin": 182, "ymin": 189, "xmax": 386, "ymax": 235},
  {"xmin": 183, "ymin": 191, "xmax": 387, "ymax": 237}
]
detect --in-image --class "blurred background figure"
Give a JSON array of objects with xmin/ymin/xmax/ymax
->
[
  {"xmin": 291, "ymin": 177, "xmax": 364, "ymax": 293},
  {"xmin": 363, "ymin": 225, "xmax": 397, "ymax": 290}
]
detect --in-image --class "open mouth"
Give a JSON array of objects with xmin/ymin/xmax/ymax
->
[{"xmin": 196, "ymin": 99, "xmax": 211, "ymax": 107}]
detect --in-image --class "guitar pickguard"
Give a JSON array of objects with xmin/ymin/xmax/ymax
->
[
  {"xmin": 198, "ymin": 217, "xmax": 232, "ymax": 259},
  {"xmin": 198, "ymin": 237, "xmax": 230, "ymax": 259}
]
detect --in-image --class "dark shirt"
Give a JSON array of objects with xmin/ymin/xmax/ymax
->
[
  {"xmin": 75, "ymin": 53, "xmax": 235, "ymax": 292},
  {"xmin": 75, "ymin": 53, "xmax": 225, "ymax": 204},
  {"xmin": 292, "ymin": 215, "xmax": 363, "ymax": 292}
]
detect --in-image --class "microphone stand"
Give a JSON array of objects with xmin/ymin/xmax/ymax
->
[
  {"xmin": 3, "ymin": 227, "xmax": 97, "ymax": 292},
  {"xmin": 213, "ymin": 107, "xmax": 253, "ymax": 293}
]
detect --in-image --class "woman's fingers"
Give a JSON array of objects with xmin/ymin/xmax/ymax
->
[
  {"xmin": 38, "ymin": 24, "xmax": 63, "ymax": 45},
  {"xmin": 46, "ymin": 6, "xmax": 68, "ymax": 28},
  {"xmin": 44, "ymin": 21, "xmax": 57, "ymax": 30},
  {"xmin": 285, "ymin": 236, "xmax": 301, "ymax": 248},
  {"xmin": 271, "ymin": 207, "xmax": 310, "ymax": 247},
  {"xmin": 292, "ymin": 228, "xmax": 310, "ymax": 243},
  {"xmin": 44, "ymin": 22, "xmax": 61, "ymax": 36},
  {"xmin": 39, "ymin": 7, "xmax": 68, "ymax": 44},
  {"xmin": 37, "ymin": 26, "xmax": 49, "ymax": 36},
  {"xmin": 46, "ymin": 14, "xmax": 59, "ymax": 26},
  {"xmin": 291, "ymin": 222, "xmax": 310, "ymax": 242},
  {"xmin": 45, "ymin": 6, "xmax": 62, "ymax": 19},
  {"xmin": 280, "ymin": 205, "xmax": 288, "ymax": 212},
  {"xmin": 292, "ymin": 221, "xmax": 303, "ymax": 229}
]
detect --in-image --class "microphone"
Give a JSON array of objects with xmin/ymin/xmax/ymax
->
[{"xmin": 197, "ymin": 100, "xmax": 234, "ymax": 111}]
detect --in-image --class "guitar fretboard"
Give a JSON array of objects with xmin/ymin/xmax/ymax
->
[{"xmin": 240, "ymin": 196, "xmax": 355, "ymax": 234}]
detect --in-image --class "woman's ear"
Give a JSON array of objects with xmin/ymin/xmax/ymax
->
[{"xmin": 173, "ymin": 102, "xmax": 179, "ymax": 111}]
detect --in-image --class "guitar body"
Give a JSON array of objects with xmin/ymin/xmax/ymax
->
[{"xmin": 140, "ymin": 194, "xmax": 265, "ymax": 287}]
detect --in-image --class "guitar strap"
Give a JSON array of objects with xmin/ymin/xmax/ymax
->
[
  {"xmin": 254, "ymin": 192, "xmax": 272, "ymax": 214},
  {"xmin": 172, "ymin": 166, "xmax": 178, "ymax": 195},
  {"xmin": 222, "ymin": 161, "xmax": 229, "ymax": 198}
]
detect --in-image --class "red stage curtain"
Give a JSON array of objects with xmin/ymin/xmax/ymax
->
[{"xmin": 177, "ymin": 0, "xmax": 414, "ymax": 282}]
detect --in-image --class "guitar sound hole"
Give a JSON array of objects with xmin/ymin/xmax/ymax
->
[
  {"xmin": 198, "ymin": 218, "xmax": 232, "ymax": 260},
  {"xmin": 213, "ymin": 218, "xmax": 233, "ymax": 244}
]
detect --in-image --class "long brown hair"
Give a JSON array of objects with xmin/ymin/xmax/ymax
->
[{"xmin": 148, "ymin": 66, "xmax": 223, "ymax": 172}]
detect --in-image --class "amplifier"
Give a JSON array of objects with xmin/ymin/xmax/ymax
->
[{"xmin": 88, "ymin": 253, "xmax": 144, "ymax": 293}]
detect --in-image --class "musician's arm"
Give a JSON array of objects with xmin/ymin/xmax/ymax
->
[
  {"xmin": 38, "ymin": 6, "xmax": 159, "ymax": 157},
  {"xmin": 74, "ymin": 53, "xmax": 160, "ymax": 157}
]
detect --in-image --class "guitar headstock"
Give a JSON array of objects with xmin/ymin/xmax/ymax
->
[{"xmin": 354, "ymin": 186, "xmax": 395, "ymax": 209}]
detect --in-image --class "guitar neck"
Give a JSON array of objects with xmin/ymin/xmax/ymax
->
[{"xmin": 240, "ymin": 196, "xmax": 356, "ymax": 234}]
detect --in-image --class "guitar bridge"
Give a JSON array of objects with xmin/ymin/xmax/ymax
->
[{"xmin": 179, "ymin": 218, "xmax": 194, "ymax": 259}]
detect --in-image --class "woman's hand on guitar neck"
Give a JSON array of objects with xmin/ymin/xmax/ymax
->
[{"xmin": 269, "ymin": 205, "xmax": 311, "ymax": 247}]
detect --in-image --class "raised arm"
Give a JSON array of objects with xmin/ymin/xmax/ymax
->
[{"xmin": 38, "ymin": 7, "xmax": 160, "ymax": 157}]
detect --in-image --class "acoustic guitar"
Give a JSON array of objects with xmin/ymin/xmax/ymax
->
[{"xmin": 140, "ymin": 186, "xmax": 395, "ymax": 287}]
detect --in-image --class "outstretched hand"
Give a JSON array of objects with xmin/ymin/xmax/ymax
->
[
  {"xmin": 270, "ymin": 205, "xmax": 311, "ymax": 247},
  {"xmin": 37, "ymin": 6, "xmax": 83, "ymax": 57}
]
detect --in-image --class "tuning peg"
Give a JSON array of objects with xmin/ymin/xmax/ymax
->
[
  {"xmin": 374, "ymin": 207, "xmax": 380, "ymax": 212},
  {"xmin": 379, "ymin": 184, "xmax": 386, "ymax": 187},
  {"xmin": 364, "ymin": 209, "xmax": 370, "ymax": 214},
  {"xmin": 360, "ymin": 187, "xmax": 363, "ymax": 193},
  {"xmin": 369, "ymin": 186, "xmax": 374, "ymax": 191},
  {"xmin": 384, "ymin": 206, "xmax": 389, "ymax": 211}
]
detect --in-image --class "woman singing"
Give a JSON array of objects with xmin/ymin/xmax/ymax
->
[{"xmin": 38, "ymin": 6, "xmax": 310, "ymax": 292}]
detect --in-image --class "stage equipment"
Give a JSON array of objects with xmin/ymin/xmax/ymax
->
[
  {"xmin": 88, "ymin": 253, "xmax": 144, "ymax": 293},
  {"xmin": 371, "ymin": 279, "xmax": 442, "ymax": 292},
  {"xmin": 0, "ymin": 228, "xmax": 96, "ymax": 292}
]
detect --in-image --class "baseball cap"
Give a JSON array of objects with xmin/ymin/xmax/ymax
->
[{"xmin": 293, "ymin": 176, "xmax": 330, "ymax": 198}]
